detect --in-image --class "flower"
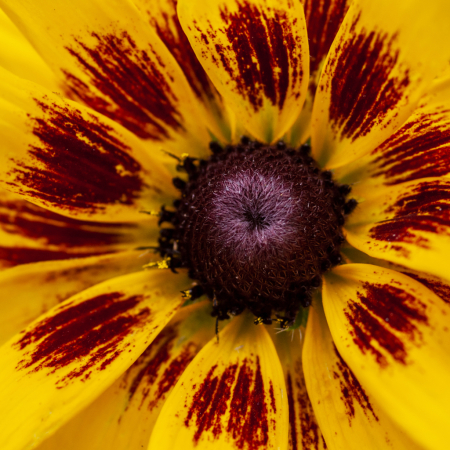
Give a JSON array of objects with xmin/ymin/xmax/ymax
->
[{"xmin": 0, "ymin": 0, "xmax": 449, "ymax": 449}]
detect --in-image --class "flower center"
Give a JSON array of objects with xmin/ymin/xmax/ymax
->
[{"xmin": 158, "ymin": 138, "xmax": 356, "ymax": 326}]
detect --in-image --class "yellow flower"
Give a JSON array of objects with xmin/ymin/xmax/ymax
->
[{"xmin": 0, "ymin": 0, "xmax": 450, "ymax": 449}]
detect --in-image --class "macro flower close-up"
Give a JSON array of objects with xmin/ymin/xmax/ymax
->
[{"xmin": 1, "ymin": 0, "xmax": 450, "ymax": 449}]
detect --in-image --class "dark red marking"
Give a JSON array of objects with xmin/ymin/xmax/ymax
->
[
  {"xmin": 286, "ymin": 373, "xmax": 299, "ymax": 450},
  {"xmin": 185, "ymin": 363, "xmax": 237, "ymax": 441},
  {"xmin": 0, "ymin": 198, "xmax": 137, "ymax": 267},
  {"xmin": 371, "ymin": 110, "xmax": 450, "ymax": 184},
  {"xmin": 269, "ymin": 381, "xmax": 277, "ymax": 414},
  {"xmin": 152, "ymin": 344, "xmax": 198, "ymax": 408},
  {"xmin": 63, "ymin": 30, "xmax": 184, "ymax": 140},
  {"xmin": 147, "ymin": 0, "xmax": 220, "ymax": 107},
  {"xmin": 126, "ymin": 327, "xmax": 176, "ymax": 402},
  {"xmin": 332, "ymin": 345, "xmax": 378, "ymax": 423},
  {"xmin": 370, "ymin": 181, "xmax": 450, "ymax": 247},
  {"xmin": 327, "ymin": 17, "xmax": 410, "ymax": 141},
  {"xmin": 0, "ymin": 247, "xmax": 99, "ymax": 269},
  {"xmin": 214, "ymin": 0, "xmax": 303, "ymax": 110},
  {"xmin": 403, "ymin": 272, "xmax": 450, "ymax": 304},
  {"xmin": 15, "ymin": 292, "xmax": 150, "ymax": 386},
  {"xmin": 286, "ymin": 364, "xmax": 322, "ymax": 450},
  {"xmin": 345, "ymin": 282, "xmax": 428, "ymax": 366},
  {"xmin": 185, "ymin": 357, "xmax": 273, "ymax": 449},
  {"xmin": 227, "ymin": 357, "xmax": 270, "ymax": 450},
  {"xmin": 125, "ymin": 324, "xmax": 198, "ymax": 411},
  {"xmin": 302, "ymin": 0, "xmax": 349, "ymax": 74},
  {"xmin": 9, "ymin": 100, "xmax": 144, "ymax": 213}
]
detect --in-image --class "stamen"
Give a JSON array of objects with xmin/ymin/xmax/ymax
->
[{"xmin": 143, "ymin": 257, "xmax": 170, "ymax": 270}]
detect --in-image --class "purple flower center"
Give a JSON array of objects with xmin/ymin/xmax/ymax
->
[{"xmin": 158, "ymin": 139, "xmax": 356, "ymax": 325}]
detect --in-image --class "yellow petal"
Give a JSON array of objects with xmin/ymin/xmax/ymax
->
[
  {"xmin": 178, "ymin": 0, "xmax": 310, "ymax": 143},
  {"xmin": 0, "ymin": 268, "xmax": 186, "ymax": 450},
  {"xmin": 0, "ymin": 189, "xmax": 159, "ymax": 269},
  {"xmin": 272, "ymin": 326, "xmax": 326, "ymax": 450},
  {"xmin": 311, "ymin": 0, "xmax": 450, "ymax": 169},
  {"xmin": 286, "ymin": 0, "xmax": 351, "ymax": 148},
  {"xmin": 38, "ymin": 301, "xmax": 215, "ymax": 450},
  {"xmin": 345, "ymin": 177, "xmax": 450, "ymax": 282},
  {"xmin": 285, "ymin": 91, "xmax": 313, "ymax": 148},
  {"xmin": 303, "ymin": 296, "xmax": 423, "ymax": 450},
  {"xmin": 323, "ymin": 264, "xmax": 450, "ymax": 450},
  {"xmin": 0, "ymin": 249, "xmax": 161, "ymax": 346},
  {"xmin": 0, "ymin": 68, "xmax": 177, "ymax": 222},
  {"xmin": 343, "ymin": 245, "xmax": 450, "ymax": 305},
  {"xmin": 149, "ymin": 312, "xmax": 288, "ymax": 450},
  {"xmin": 335, "ymin": 77, "xmax": 450, "ymax": 186},
  {"xmin": 0, "ymin": 9, "xmax": 57, "ymax": 90},
  {"xmin": 132, "ymin": 0, "xmax": 232, "ymax": 143},
  {"xmin": 301, "ymin": 0, "xmax": 351, "ymax": 78},
  {"xmin": 1, "ymin": 0, "xmax": 212, "ymax": 156}
]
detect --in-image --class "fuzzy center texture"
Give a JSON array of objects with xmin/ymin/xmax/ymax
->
[{"xmin": 158, "ymin": 141, "xmax": 354, "ymax": 324}]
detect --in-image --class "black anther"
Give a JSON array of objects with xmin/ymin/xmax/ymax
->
[
  {"xmin": 343, "ymin": 199, "xmax": 358, "ymax": 214},
  {"xmin": 209, "ymin": 141, "xmax": 223, "ymax": 154},
  {"xmin": 172, "ymin": 177, "xmax": 186, "ymax": 190}
]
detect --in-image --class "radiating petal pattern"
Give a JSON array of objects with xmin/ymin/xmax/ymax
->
[
  {"xmin": 345, "ymin": 177, "xmax": 450, "ymax": 282},
  {"xmin": 323, "ymin": 264, "xmax": 450, "ymax": 450},
  {"xmin": 178, "ymin": 0, "xmax": 309, "ymax": 143},
  {"xmin": 132, "ymin": 0, "xmax": 232, "ymax": 142},
  {"xmin": 287, "ymin": 0, "xmax": 351, "ymax": 147},
  {"xmin": 149, "ymin": 312, "xmax": 288, "ymax": 450},
  {"xmin": 38, "ymin": 301, "xmax": 214, "ymax": 450},
  {"xmin": 342, "ymin": 246, "xmax": 450, "ymax": 307},
  {"xmin": 311, "ymin": 0, "xmax": 450, "ymax": 169},
  {"xmin": 0, "ymin": 269, "xmax": 186, "ymax": 450},
  {"xmin": 0, "ymin": 0, "xmax": 211, "ymax": 155},
  {"xmin": 0, "ymin": 189, "xmax": 158, "ymax": 269},
  {"xmin": 0, "ymin": 250, "xmax": 160, "ymax": 345},
  {"xmin": 303, "ymin": 298, "xmax": 423, "ymax": 450},
  {"xmin": 335, "ymin": 77, "xmax": 450, "ymax": 186},
  {"xmin": 273, "ymin": 328, "xmax": 326, "ymax": 450},
  {"xmin": 0, "ymin": 68, "xmax": 177, "ymax": 222},
  {"xmin": 301, "ymin": 0, "xmax": 351, "ymax": 77}
]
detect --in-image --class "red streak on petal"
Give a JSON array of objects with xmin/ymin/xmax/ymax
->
[
  {"xmin": 0, "ymin": 199, "xmax": 136, "ymax": 252},
  {"xmin": 185, "ymin": 363, "xmax": 237, "ymax": 441},
  {"xmin": 370, "ymin": 219, "xmax": 435, "ymax": 249},
  {"xmin": 185, "ymin": 357, "xmax": 272, "ymax": 449},
  {"xmin": 0, "ymin": 247, "xmax": 106, "ymax": 269},
  {"xmin": 328, "ymin": 17, "xmax": 410, "ymax": 141},
  {"xmin": 371, "ymin": 110, "xmax": 450, "ymax": 184},
  {"xmin": 148, "ymin": 0, "xmax": 218, "ymax": 104},
  {"xmin": 370, "ymin": 181, "xmax": 450, "ymax": 247},
  {"xmin": 385, "ymin": 181, "xmax": 450, "ymax": 216},
  {"xmin": 63, "ymin": 30, "xmax": 184, "ymax": 140},
  {"xmin": 287, "ymin": 365, "xmax": 321, "ymax": 450},
  {"xmin": 154, "ymin": 344, "xmax": 198, "ymax": 407},
  {"xmin": 15, "ymin": 292, "xmax": 150, "ymax": 386},
  {"xmin": 345, "ymin": 282, "xmax": 428, "ymax": 367},
  {"xmin": 286, "ymin": 373, "xmax": 299, "ymax": 450},
  {"xmin": 9, "ymin": 100, "xmax": 144, "ymax": 214},
  {"xmin": 227, "ymin": 357, "xmax": 270, "ymax": 450},
  {"xmin": 210, "ymin": 0, "xmax": 303, "ymax": 111},
  {"xmin": 269, "ymin": 381, "xmax": 277, "ymax": 413},
  {"xmin": 126, "ymin": 327, "xmax": 176, "ymax": 402},
  {"xmin": 302, "ymin": 0, "xmax": 349, "ymax": 74},
  {"xmin": 402, "ymin": 272, "xmax": 450, "ymax": 304},
  {"xmin": 332, "ymin": 345, "xmax": 378, "ymax": 423},
  {"xmin": 125, "ymin": 324, "xmax": 198, "ymax": 412}
]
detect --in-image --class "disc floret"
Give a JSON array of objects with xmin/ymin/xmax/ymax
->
[{"xmin": 158, "ymin": 138, "xmax": 356, "ymax": 326}]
